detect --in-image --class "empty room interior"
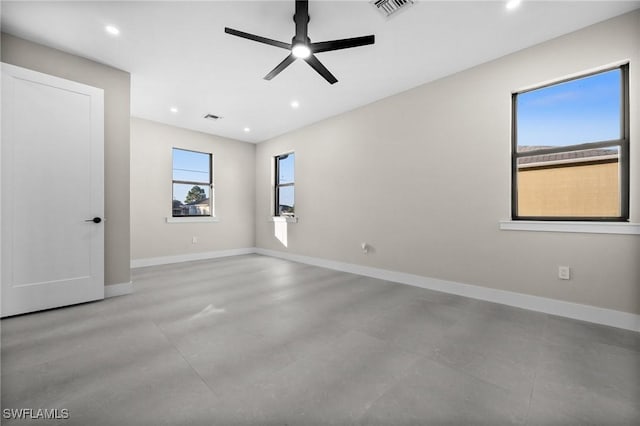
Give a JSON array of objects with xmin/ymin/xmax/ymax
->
[{"xmin": 1, "ymin": 0, "xmax": 640, "ymax": 424}]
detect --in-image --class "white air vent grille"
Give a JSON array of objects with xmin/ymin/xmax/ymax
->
[
  {"xmin": 371, "ymin": 0, "xmax": 414, "ymax": 18},
  {"xmin": 203, "ymin": 113, "xmax": 222, "ymax": 121}
]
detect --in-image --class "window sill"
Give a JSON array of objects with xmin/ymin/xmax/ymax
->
[
  {"xmin": 270, "ymin": 216, "xmax": 298, "ymax": 223},
  {"xmin": 166, "ymin": 216, "xmax": 219, "ymax": 224},
  {"xmin": 499, "ymin": 220, "xmax": 640, "ymax": 235}
]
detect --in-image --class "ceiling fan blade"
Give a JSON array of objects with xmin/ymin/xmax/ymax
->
[
  {"xmin": 293, "ymin": 0, "xmax": 309, "ymax": 42},
  {"xmin": 264, "ymin": 54, "xmax": 297, "ymax": 81},
  {"xmin": 225, "ymin": 27, "xmax": 291, "ymax": 50},
  {"xmin": 311, "ymin": 35, "xmax": 375, "ymax": 53},
  {"xmin": 304, "ymin": 54, "xmax": 338, "ymax": 85}
]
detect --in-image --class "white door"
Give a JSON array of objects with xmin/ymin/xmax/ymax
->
[{"xmin": 1, "ymin": 63, "xmax": 104, "ymax": 317}]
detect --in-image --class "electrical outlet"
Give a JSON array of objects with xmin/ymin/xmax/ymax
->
[
  {"xmin": 192, "ymin": 236, "xmax": 198, "ymax": 244},
  {"xmin": 558, "ymin": 266, "xmax": 571, "ymax": 280}
]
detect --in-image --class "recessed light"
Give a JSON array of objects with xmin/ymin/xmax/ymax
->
[
  {"xmin": 105, "ymin": 25, "xmax": 120, "ymax": 36},
  {"xmin": 290, "ymin": 100, "xmax": 300, "ymax": 109},
  {"xmin": 170, "ymin": 107, "xmax": 178, "ymax": 113},
  {"xmin": 505, "ymin": 0, "xmax": 521, "ymax": 10},
  {"xmin": 244, "ymin": 127, "xmax": 251, "ymax": 132}
]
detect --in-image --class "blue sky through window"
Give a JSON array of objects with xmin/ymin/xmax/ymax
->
[
  {"xmin": 172, "ymin": 148, "xmax": 210, "ymax": 203},
  {"xmin": 278, "ymin": 153, "xmax": 295, "ymax": 208},
  {"xmin": 517, "ymin": 69, "xmax": 620, "ymax": 149}
]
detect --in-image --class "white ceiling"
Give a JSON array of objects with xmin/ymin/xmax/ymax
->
[{"xmin": 2, "ymin": 1, "xmax": 639, "ymax": 143}]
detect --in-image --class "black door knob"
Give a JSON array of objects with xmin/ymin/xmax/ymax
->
[{"xmin": 85, "ymin": 217, "xmax": 102, "ymax": 223}]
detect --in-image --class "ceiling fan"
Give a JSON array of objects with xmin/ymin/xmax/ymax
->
[{"xmin": 224, "ymin": 0, "xmax": 375, "ymax": 85}]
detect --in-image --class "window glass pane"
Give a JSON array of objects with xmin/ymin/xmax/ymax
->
[
  {"xmin": 173, "ymin": 148, "xmax": 210, "ymax": 183},
  {"xmin": 517, "ymin": 69, "xmax": 621, "ymax": 152},
  {"xmin": 517, "ymin": 146, "xmax": 620, "ymax": 217},
  {"xmin": 278, "ymin": 186, "xmax": 295, "ymax": 216},
  {"xmin": 172, "ymin": 183, "xmax": 211, "ymax": 216},
  {"xmin": 277, "ymin": 153, "xmax": 295, "ymax": 184}
]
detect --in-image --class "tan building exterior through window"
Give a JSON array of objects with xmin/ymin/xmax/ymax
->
[{"xmin": 517, "ymin": 149, "xmax": 619, "ymax": 217}]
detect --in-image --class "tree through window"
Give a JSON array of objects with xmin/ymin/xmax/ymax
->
[{"xmin": 172, "ymin": 148, "xmax": 213, "ymax": 217}]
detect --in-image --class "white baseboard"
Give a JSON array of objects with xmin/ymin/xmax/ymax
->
[
  {"xmin": 127, "ymin": 247, "xmax": 639, "ymax": 332},
  {"xmin": 131, "ymin": 248, "xmax": 255, "ymax": 268},
  {"xmin": 255, "ymin": 248, "xmax": 640, "ymax": 333},
  {"xmin": 105, "ymin": 281, "xmax": 133, "ymax": 298}
]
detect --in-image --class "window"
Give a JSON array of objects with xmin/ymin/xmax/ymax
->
[
  {"xmin": 512, "ymin": 65, "xmax": 629, "ymax": 221},
  {"xmin": 275, "ymin": 153, "xmax": 295, "ymax": 216},
  {"xmin": 172, "ymin": 148, "xmax": 213, "ymax": 217}
]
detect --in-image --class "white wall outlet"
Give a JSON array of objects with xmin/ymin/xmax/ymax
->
[
  {"xmin": 192, "ymin": 236, "xmax": 198, "ymax": 244},
  {"xmin": 558, "ymin": 266, "xmax": 571, "ymax": 280},
  {"xmin": 361, "ymin": 242, "xmax": 369, "ymax": 254}
]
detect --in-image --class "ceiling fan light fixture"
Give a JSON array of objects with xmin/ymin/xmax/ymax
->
[{"xmin": 292, "ymin": 44, "xmax": 311, "ymax": 59}]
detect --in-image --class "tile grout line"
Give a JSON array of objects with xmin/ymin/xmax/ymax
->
[
  {"xmin": 523, "ymin": 314, "xmax": 550, "ymax": 425},
  {"xmin": 148, "ymin": 318, "xmax": 222, "ymax": 399}
]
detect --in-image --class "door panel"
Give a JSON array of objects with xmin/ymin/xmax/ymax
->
[{"xmin": 1, "ymin": 63, "xmax": 104, "ymax": 317}]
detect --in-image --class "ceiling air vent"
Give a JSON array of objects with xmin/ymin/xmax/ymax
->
[
  {"xmin": 203, "ymin": 113, "xmax": 222, "ymax": 121},
  {"xmin": 371, "ymin": 0, "xmax": 414, "ymax": 18}
]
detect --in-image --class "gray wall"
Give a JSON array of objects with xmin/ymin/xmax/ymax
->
[
  {"xmin": 130, "ymin": 118, "xmax": 255, "ymax": 260},
  {"xmin": 256, "ymin": 11, "xmax": 640, "ymax": 315},
  {"xmin": 1, "ymin": 33, "xmax": 131, "ymax": 287}
]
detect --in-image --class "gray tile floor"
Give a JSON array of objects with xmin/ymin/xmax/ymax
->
[{"xmin": 2, "ymin": 254, "xmax": 639, "ymax": 425}]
